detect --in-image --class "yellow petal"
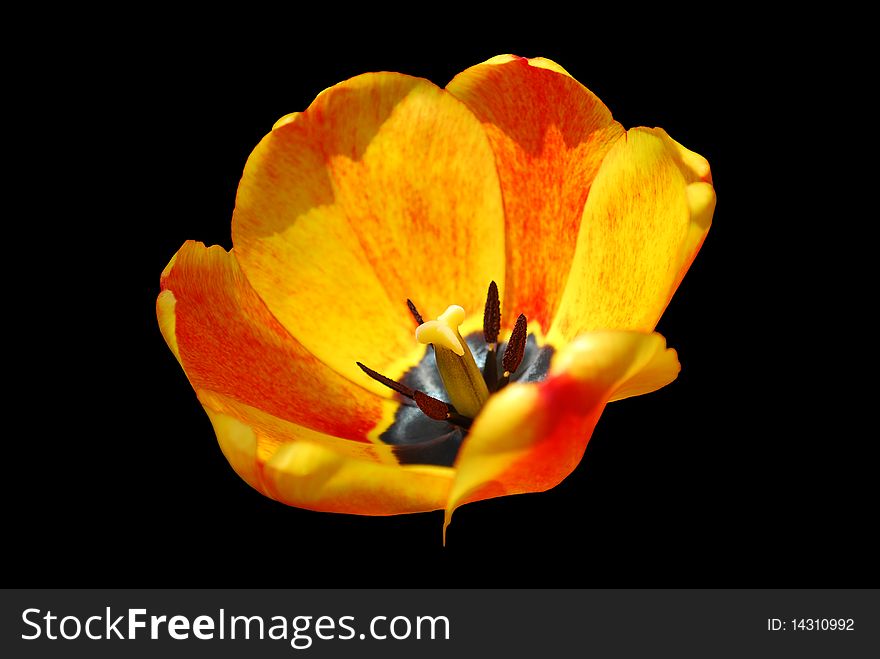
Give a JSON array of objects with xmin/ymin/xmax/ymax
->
[
  {"xmin": 201, "ymin": 390, "xmax": 453, "ymax": 515},
  {"xmin": 652, "ymin": 128, "xmax": 716, "ymax": 292},
  {"xmin": 232, "ymin": 73, "xmax": 506, "ymax": 394},
  {"xmin": 606, "ymin": 343, "xmax": 680, "ymax": 402},
  {"xmin": 447, "ymin": 55, "xmax": 624, "ymax": 333},
  {"xmin": 264, "ymin": 442, "xmax": 452, "ymax": 516},
  {"xmin": 445, "ymin": 331, "xmax": 679, "ymax": 538},
  {"xmin": 548, "ymin": 127, "xmax": 713, "ymax": 343}
]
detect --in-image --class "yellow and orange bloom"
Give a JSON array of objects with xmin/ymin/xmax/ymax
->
[{"xmin": 157, "ymin": 55, "xmax": 714, "ymax": 536}]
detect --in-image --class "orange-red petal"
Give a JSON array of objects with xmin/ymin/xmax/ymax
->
[
  {"xmin": 158, "ymin": 240, "xmax": 382, "ymax": 441},
  {"xmin": 232, "ymin": 73, "xmax": 506, "ymax": 394},
  {"xmin": 445, "ymin": 331, "xmax": 679, "ymax": 536},
  {"xmin": 158, "ymin": 245, "xmax": 454, "ymax": 514},
  {"xmin": 447, "ymin": 55, "xmax": 624, "ymax": 332}
]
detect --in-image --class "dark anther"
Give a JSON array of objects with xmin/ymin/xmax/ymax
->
[
  {"xmin": 414, "ymin": 390, "xmax": 450, "ymax": 421},
  {"xmin": 483, "ymin": 280, "xmax": 500, "ymax": 346},
  {"xmin": 415, "ymin": 391, "xmax": 472, "ymax": 429},
  {"xmin": 502, "ymin": 314, "xmax": 528, "ymax": 377},
  {"xmin": 482, "ymin": 281, "xmax": 501, "ymax": 390},
  {"xmin": 406, "ymin": 299, "xmax": 424, "ymax": 326},
  {"xmin": 356, "ymin": 362, "xmax": 415, "ymax": 399}
]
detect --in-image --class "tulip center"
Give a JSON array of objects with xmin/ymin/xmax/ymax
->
[{"xmin": 356, "ymin": 282, "xmax": 552, "ymax": 467}]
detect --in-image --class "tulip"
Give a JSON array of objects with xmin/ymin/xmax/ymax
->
[{"xmin": 157, "ymin": 54, "xmax": 715, "ymax": 537}]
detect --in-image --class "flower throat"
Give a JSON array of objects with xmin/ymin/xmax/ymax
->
[{"xmin": 357, "ymin": 281, "xmax": 528, "ymax": 429}]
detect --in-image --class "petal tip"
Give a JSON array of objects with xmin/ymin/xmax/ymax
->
[
  {"xmin": 202, "ymin": 404, "xmax": 265, "ymax": 495},
  {"xmin": 272, "ymin": 112, "xmax": 300, "ymax": 131},
  {"xmin": 524, "ymin": 57, "xmax": 573, "ymax": 78},
  {"xmin": 156, "ymin": 290, "xmax": 180, "ymax": 362},
  {"xmin": 687, "ymin": 181, "xmax": 716, "ymax": 231}
]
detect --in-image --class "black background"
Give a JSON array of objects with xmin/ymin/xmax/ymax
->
[{"xmin": 14, "ymin": 20, "xmax": 872, "ymax": 587}]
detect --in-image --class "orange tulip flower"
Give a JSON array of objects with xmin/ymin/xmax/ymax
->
[{"xmin": 157, "ymin": 54, "xmax": 714, "ymax": 537}]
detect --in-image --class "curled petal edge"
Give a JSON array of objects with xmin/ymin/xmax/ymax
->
[{"xmin": 444, "ymin": 331, "xmax": 680, "ymax": 540}]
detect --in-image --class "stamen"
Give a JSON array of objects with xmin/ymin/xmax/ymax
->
[
  {"xmin": 502, "ymin": 314, "xmax": 528, "ymax": 378},
  {"xmin": 406, "ymin": 299, "xmax": 424, "ymax": 326},
  {"xmin": 414, "ymin": 390, "xmax": 451, "ymax": 421},
  {"xmin": 356, "ymin": 362, "xmax": 415, "ymax": 399},
  {"xmin": 414, "ymin": 391, "xmax": 473, "ymax": 429},
  {"xmin": 482, "ymin": 281, "xmax": 500, "ymax": 390},
  {"xmin": 483, "ymin": 280, "xmax": 500, "ymax": 347}
]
